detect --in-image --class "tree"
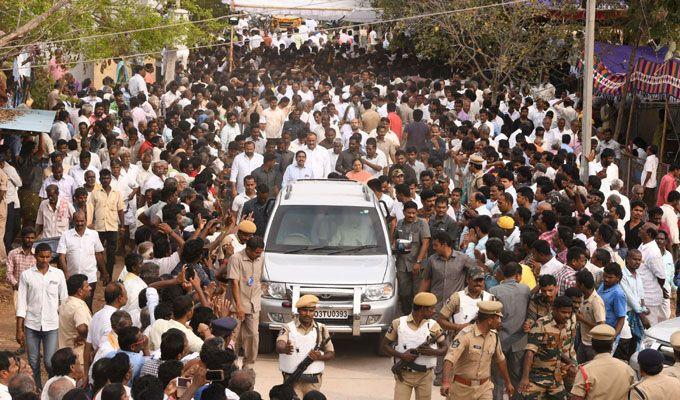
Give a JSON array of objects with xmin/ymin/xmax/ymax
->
[
  {"xmin": 0, "ymin": 0, "xmax": 229, "ymax": 63},
  {"xmin": 373, "ymin": 0, "xmax": 579, "ymax": 100}
]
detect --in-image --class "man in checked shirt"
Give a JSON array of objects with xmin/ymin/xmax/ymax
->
[{"xmin": 5, "ymin": 226, "xmax": 37, "ymax": 308}]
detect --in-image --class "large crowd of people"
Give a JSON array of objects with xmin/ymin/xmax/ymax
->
[{"xmin": 1, "ymin": 15, "xmax": 680, "ymax": 400}]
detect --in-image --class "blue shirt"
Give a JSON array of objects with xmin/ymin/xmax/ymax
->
[
  {"xmin": 106, "ymin": 350, "xmax": 147, "ymax": 384},
  {"xmin": 597, "ymin": 283, "xmax": 627, "ymax": 330}
]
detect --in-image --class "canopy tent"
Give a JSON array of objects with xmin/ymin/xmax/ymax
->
[
  {"xmin": 231, "ymin": 0, "xmax": 379, "ymax": 23},
  {"xmin": 590, "ymin": 42, "xmax": 680, "ymax": 100}
]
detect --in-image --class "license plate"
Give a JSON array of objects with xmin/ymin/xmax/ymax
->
[{"xmin": 314, "ymin": 309, "xmax": 349, "ymax": 319}]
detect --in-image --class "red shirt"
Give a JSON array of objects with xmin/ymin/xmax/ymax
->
[
  {"xmin": 657, "ymin": 172, "xmax": 677, "ymax": 206},
  {"xmin": 387, "ymin": 112, "xmax": 403, "ymax": 141}
]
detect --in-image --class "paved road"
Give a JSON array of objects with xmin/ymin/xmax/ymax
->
[{"xmin": 252, "ymin": 335, "xmax": 438, "ymax": 399}]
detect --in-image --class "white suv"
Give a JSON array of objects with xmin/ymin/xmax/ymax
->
[{"xmin": 258, "ymin": 179, "xmax": 398, "ymax": 352}]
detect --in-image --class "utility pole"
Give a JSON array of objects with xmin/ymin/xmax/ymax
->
[
  {"xmin": 580, "ymin": 0, "xmax": 596, "ymax": 181},
  {"xmin": 229, "ymin": 0, "xmax": 235, "ymax": 72}
]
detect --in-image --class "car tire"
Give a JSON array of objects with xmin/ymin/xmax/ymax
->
[{"xmin": 258, "ymin": 328, "xmax": 276, "ymax": 354}]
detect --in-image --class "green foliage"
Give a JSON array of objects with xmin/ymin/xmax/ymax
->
[
  {"xmin": 373, "ymin": 0, "xmax": 578, "ymax": 95},
  {"xmin": 626, "ymin": 0, "xmax": 680, "ymax": 60},
  {"xmin": 0, "ymin": 0, "xmax": 230, "ymax": 62}
]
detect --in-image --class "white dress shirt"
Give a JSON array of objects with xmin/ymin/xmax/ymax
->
[
  {"xmin": 16, "ymin": 266, "xmax": 68, "ymax": 331},
  {"xmin": 128, "ymin": 73, "xmax": 148, "ymax": 97},
  {"xmin": 0, "ymin": 383, "xmax": 9, "ymax": 400},
  {"xmin": 220, "ymin": 123, "xmax": 241, "ymax": 152},
  {"xmin": 68, "ymin": 165, "xmax": 99, "ymax": 187},
  {"xmin": 39, "ymin": 175, "xmax": 77, "ymax": 201},
  {"xmin": 541, "ymin": 257, "xmax": 564, "ymax": 276},
  {"xmin": 56, "ymin": 228, "xmax": 104, "ymax": 283},
  {"xmin": 230, "ymin": 153, "xmax": 264, "ymax": 194},
  {"xmin": 3, "ymin": 163, "xmax": 22, "ymax": 207},
  {"xmin": 661, "ymin": 203, "xmax": 679, "ymax": 245},
  {"xmin": 303, "ymin": 145, "xmax": 332, "ymax": 179},
  {"xmin": 642, "ymin": 154, "xmax": 659, "ymax": 189},
  {"xmin": 620, "ymin": 266, "xmax": 646, "ymax": 314},
  {"xmin": 87, "ymin": 305, "xmax": 117, "ymax": 350},
  {"xmin": 638, "ymin": 240, "xmax": 665, "ymax": 307},
  {"xmin": 50, "ymin": 121, "xmax": 70, "ymax": 143},
  {"xmin": 141, "ymin": 174, "xmax": 164, "ymax": 194},
  {"xmin": 282, "ymin": 164, "xmax": 315, "ymax": 188},
  {"xmin": 121, "ymin": 273, "xmax": 147, "ymax": 328},
  {"xmin": 365, "ymin": 150, "xmax": 388, "ymax": 177}
]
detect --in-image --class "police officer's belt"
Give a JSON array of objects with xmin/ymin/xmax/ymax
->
[
  {"xmin": 403, "ymin": 363, "xmax": 431, "ymax": 373},
  {"xmin": 282, "ymin": 372, "xmax": 321, "ymax": 383},
  {"xmin": 453, "ymin": 375, "xmax": 489, "ymax": 386}
]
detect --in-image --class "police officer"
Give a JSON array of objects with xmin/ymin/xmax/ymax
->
[
  {"xmin": 227, "ymin": 235, "xmax": 265, "ymax": 369},
  {"xmin": 519, "ymin": 296, "xmax": 575, "ymax": 399},
  {"xmin": 381, "ymin": 292, "xmax": 447, "ymax": 400},
  {"xmin": 210, "ymin": 317, "xmax": 238, "ymax": 350},
  {"xmin": 276, "ymin": 295, "xmax": 335, "ymax": 398},
  {"xmin": 629, "ymin": 348, "xmax": 680, "ymax": 400},
  {"xmin": 441, "ymin": 301, "xmax": 514, "ymax": 400},
  {"xmin": 662, "ymin": 331, "xmax": 680, "ymax": 380},
  {"xmin": 435, "ymin": 267, "xmax": 494, "ymax": 385},
  {"xmin": 438, "ymin": 268, "xmax": 496, "ymax": 334},
  {"xmin": 569, "ymin": 324, "xmax": 635, "ymax": 400}
]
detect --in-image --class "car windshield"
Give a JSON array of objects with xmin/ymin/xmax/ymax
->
[{"xmin": 265, "ymin": 205, "xmax": 387, "ymax": 255}]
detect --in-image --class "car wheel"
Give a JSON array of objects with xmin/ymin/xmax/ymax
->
[{"xmin": 258, "ymin": 328, "xmax": 276, "ymax": 354}]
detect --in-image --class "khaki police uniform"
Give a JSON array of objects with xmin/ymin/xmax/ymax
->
[
  {"xmin": 277, "ymin": 295, "xmax": 334, "ymax": 398},
  {"xmin": 661, "ymin": 331, "xmax": 680, "ymax": 381},
  {"xmin": 385, "ymin": 292, "xmax": 445, "ymax": 400},
  {"xmin": 443, "ymin": 301, "xmax": 504, "ymax": 400},
  {"xmin": 227, "ymin": 228, "xmax": 263, "ymax": 368},
  {"xmin": 629, "ymin": 374, "xmax": 680, "ymax": 400},
  {"xmin": 570, "ymin": 324, "xmax": 635, "ymax": 400}
]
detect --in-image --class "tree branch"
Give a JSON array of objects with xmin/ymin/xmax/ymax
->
[{"xmin": 0, "ymin": 0, "xmax": 71, "ymax": 48}]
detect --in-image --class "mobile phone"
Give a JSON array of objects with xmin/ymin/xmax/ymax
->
[
  {"xmin": 175, "ymin": 377, "xmax": 192, "ymax": 397},
  {"xmin": 184, "ymin": 266, "xmax": 195, "ymax": 281},
  {"xmin": 176, "ymin": 377, "xmax": 192, "ymax": 388},
  {"xmin": 205, "ymin": 369, "xmax": 224, "ymax": 382}
]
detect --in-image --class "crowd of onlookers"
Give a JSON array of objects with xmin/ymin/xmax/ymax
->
[{"xmin": 0, "ymin": 14, "xmax": 679, "ymax": 400}]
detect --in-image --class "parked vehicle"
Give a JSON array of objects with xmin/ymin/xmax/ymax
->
[
  {"xmin": 629, "ymin": 317, "xmax": 679, "ymax": 374},
  {"xmin": 258, "ymin": 179, "xmax": 398, "ymax": 353}
]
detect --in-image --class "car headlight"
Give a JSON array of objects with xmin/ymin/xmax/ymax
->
[
  {"xmin": 362, "ymin": 284, "xmax": 394, "ymax": 301},
  {"xmin": 262, "ymin": 282, "xmax": 288, "ymax": 299}
]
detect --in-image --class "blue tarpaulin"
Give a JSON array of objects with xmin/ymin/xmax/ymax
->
[{"xmin": 0, "ymin": 109, "xmax": 56, "ymax": 133}]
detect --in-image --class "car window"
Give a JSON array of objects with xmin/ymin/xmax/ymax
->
[{"xmin": 266, "ymin": 205, "xmax": 387, "ymax": 254}]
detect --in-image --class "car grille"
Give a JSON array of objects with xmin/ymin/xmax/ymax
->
[{"xmin": 316, "ymin": 316, "xmax": 353, "ymax": 326}]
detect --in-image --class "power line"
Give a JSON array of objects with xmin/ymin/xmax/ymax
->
[
  {"xmin": 3, "ymin": 0, "xmax": 529, "ymax": 52},
  {"xmin": 0, "ymin": 11, "xmax": 243, "ymax": 51},
  {"xmin": 19, "ymin": 0, "xmax": 531, "ymax": 70}
]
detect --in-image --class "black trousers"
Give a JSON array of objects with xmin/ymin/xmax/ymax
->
[
  {"xmin": 613, "ymin": 338, "xmax": 636, "ymax": 362},
  {"xmin": 4, "ymin": 204, "xmax": 18, "ymax": 251},
  {"xmin": 86, "ymin": 282, "xmax": 96, "ymax": 310},
  {"xmin": 98, "ymin": 231, "xmax": 118, "ymax": 279}
]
